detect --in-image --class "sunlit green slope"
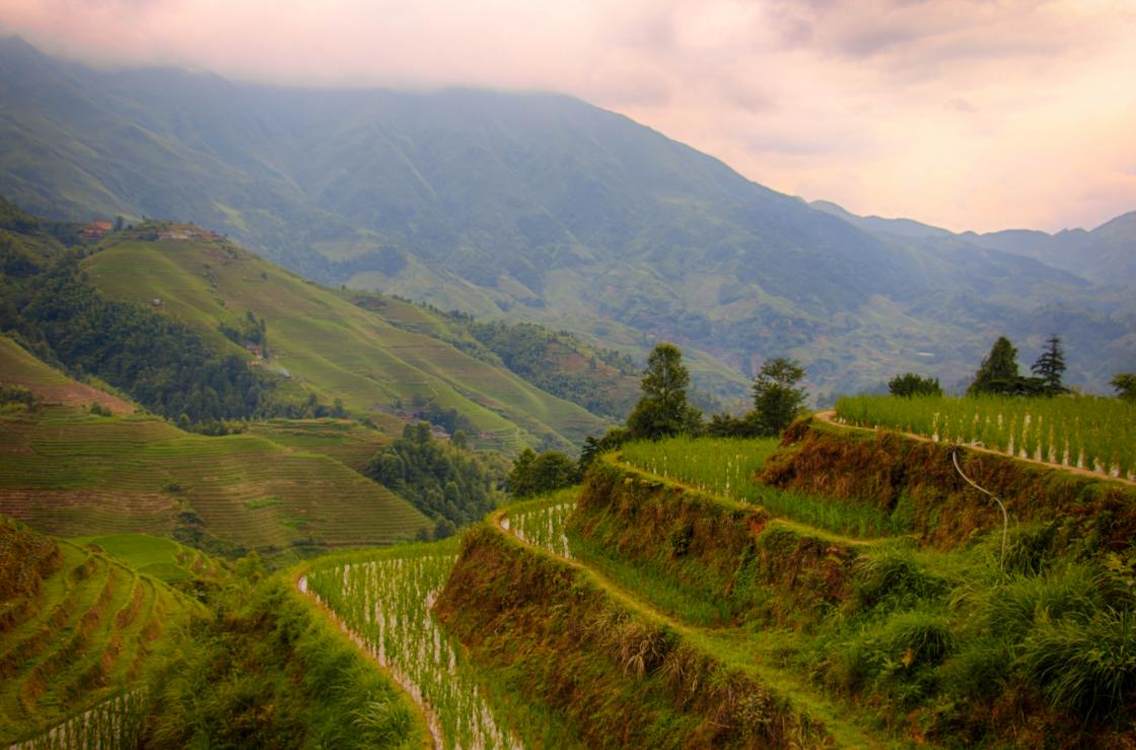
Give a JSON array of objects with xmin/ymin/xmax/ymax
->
[
  {"xmin": 83, "ymin": 236, "xmax": 607, "ymax": 451},
  {"xmin": 0, "ymin": 337, "xmax": 431, "ymax": 554}
]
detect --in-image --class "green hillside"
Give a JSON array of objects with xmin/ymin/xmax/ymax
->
[
  {"xmin": 0, "ymin": 405, "xmax": 430, "ymax": 556},
  {"xmin": 1, "ymin": 37, "xmax": 1131, "ymax": 396},
  {"xmin": 0, "ymin": 518, "xmax": 200, "ymax": 744},
  {"xmin": 0, "ymin": 335, "xmax": 133, "ymax": 414},
  {"xmin": 71, "ymin": 533, "xmax": 229, "ymax": 587},
  {"xmin": 246, "ymin": 418, "xmax": 391, "ymax": 473},
  {"xmin": 82, "ymin": 232, "xmax": 607, "ymax": 451}
]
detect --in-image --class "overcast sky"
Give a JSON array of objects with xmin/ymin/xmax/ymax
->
[{"xmin": 3, "ymin": 0, "xmax": 1134, "ymax": 233}]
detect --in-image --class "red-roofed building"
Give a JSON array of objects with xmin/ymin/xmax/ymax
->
[{"xmin": 79, "ymin": 220, "xmax": 113, "ymax": 242}]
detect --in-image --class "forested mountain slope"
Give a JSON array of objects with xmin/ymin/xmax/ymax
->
[{"xmin": 1, "ymin": 36, "xmax": 1132, "ymax": 395}]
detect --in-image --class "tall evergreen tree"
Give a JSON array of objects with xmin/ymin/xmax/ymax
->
[
  {"xmin": 751, "ymin": 358, "xmax": 808, "ymax": 435},
  {"xmin": 626, "ymin": 343, "xmax": 701, "ymax": 439},
  {"xmin": 968, "ymin": 337, "xmax": 1022, "ymax": 396},
  {"xmin": 1031, "ymin": 335, "xmax": 1068, "ymax": 395}
]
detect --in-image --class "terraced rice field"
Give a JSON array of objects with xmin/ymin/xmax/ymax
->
[
  {"xmin": 71, "ymin": 533, "xmax": 227, "ymax": 585},
  {"xmin": 247, "ymin": 418, "xmax": 390, "ymax": 472},
  {"xmin": 621, "ymin": 436, "xmax": 909, "ymax": 537},
  {"xmin": 0, "ymin": 406, "xmax": 430, "ymax": 553},
  {"xmin": 835, "ymin": 394, "xmax": 1136, "ymax": 481},
  {"xmin": 488, "ymin": 491, "xmax": 894, "ymax": 748},
  {"xmin": 7, "ymin": 690, "xmax": 146, "ymax": 750},
  {"xmin": 304, "ymin": 544, "xmax": 527, "ymax": 750},
  {"xmin": 501, "ymin": 491, "xmax": 575, "ymax": 559},
  {"xmin": 0, "ymin": 521, "xmax": 197, "ymax": 744}
]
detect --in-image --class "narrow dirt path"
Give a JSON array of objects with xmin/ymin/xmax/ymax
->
[
  {"xmin": 492, "ymin": 508, "xmax": 900, "ymax": 750},
  {"xmin": 294, "ymin": 573, "xmax": 441, "ymax": 750},
  {"xmin": 814, "ymin": 410, "xmax": 1136, "ymax": 487}
]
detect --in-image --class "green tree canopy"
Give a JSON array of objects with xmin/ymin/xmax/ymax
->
[
  {"xmin": 968, "ymin": 337, "xmax": 1023, "ymax": 396},
  {"xmin": 365, "ymin": 422, "xmax": 498, "ymax": 526},
  {"xmin": 888, "ymin": 372, "xmax": 943, "ymax": 398},
  {"xmin": 751, "ymin": 357, "xmax": 808, "ymax": 435},
  {"xmin": 1112, "ymin": 373, "xmax": 1136, "ymax": 402},
  {"xmin": 626, "ymin": 343, "xmax": 702, "ymax": 439},
  {"xmin": 578, "ymin": 427, "xmax": 630, "ymax": 475},
  {"xmin": 508, "ymin": 448, "xmax": 579, "ymax": 498}
]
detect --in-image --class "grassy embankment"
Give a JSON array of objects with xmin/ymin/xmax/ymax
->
[
  {"xmin": 436, "ymin": 497, "xmax": 885, "ymax": 749},
  {"xmin": 139, "ymin": 568, "xmax": 430, "ymax": 750},
  {"xmin": 562, "ymin": 420, "xmax": 1136, "ymax": 747},
  {"xmin": 83, "ymin": 237, "xmax": 607, "ymax": 451}
]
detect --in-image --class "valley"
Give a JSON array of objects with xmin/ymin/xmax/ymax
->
[
  {"xmin": 0, "ymin": 17, "xmax": 1133, "ymax": 749},
  {"xmin": 1, "ymin": 36, "xmax": 1132, "ymax": 398}
]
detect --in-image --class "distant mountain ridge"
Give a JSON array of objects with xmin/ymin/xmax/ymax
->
[
  {"xmin": 1, "ymin": 36, "xmax": 1132, "ymax": 396},
  {"xmin": 811, "ymin": 200, "xmax": 1136, "ymax": 288}
]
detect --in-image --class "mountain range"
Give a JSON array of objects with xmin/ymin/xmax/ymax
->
[{"xmin": 1, "ymin": 35, "xmax": 1132, "ymax": 399}]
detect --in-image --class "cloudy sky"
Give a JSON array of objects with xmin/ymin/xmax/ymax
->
[{"xmin": 2, "ymin": 0, "xmax": 1134, "ymax": 233}]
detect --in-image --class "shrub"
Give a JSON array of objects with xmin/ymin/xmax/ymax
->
[
  {"xmin": 1018, "ymin": 608, "xmax": 1136, "ymax": 722},
  {"xmin": 982, "ymin": 564, "xmax": 1100, "ymax": 642},
  {"xmin": 883, "ymin": 610, "xmax": 956, "ymax": 669},
  {"xmin": 851, "ymin": 546, "xmax": 947, "ymax": 613}
]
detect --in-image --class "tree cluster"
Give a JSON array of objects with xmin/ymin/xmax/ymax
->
[
  {"xmin": 967, "ymin": 335, "xmax": 1068, "ymax": 397},
  {"xmin": 365, "ymin": 422, "xmax": 499, "ymax": 531},
  {"xmin": 466, "ymin": 319, "xmax": 640, "ymax": 419},
  {"xmin": 1113, "ymin": 374, "xmax": 1136, "ymax": 402},
  {"xmin": 507, "ymin": 448, "xmax": 580, "ymax": 498},
  {"xmin": 624, "ymin": 343, "xmax": 809, "ymax": 441},
  {"xmin": 574, "ymin": 343, "xmax": 810, "ymax": 476},
  {"xmin": 888, "ymin": 373, "xmax": 943, "ymax": 398}
]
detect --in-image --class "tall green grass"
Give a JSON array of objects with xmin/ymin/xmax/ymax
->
[
  {"xmin": 835, "ymin": 394, "xmax": 1136, "ymax": 480},
  {"xmin": 620, "ymin": 437, "xmax": 909, "ymax": 538}
]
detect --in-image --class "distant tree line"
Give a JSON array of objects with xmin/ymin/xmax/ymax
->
[
  {"xmin": 365, "ymin": 422, "xmax": 500, "ymax": 536},
  {"xmin": 505, "ymin": 341, "xmax": 811, "ymax": 497},
  {"xmin": 465, "ymin": 320, "xmax": 640, "ymax": 419},
  {"xmin": 886, "ymin": 334, "xmax": 1136, "ymax": 402}
]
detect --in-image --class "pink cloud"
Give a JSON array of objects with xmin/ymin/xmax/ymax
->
[{"xmin": 1, "ymin": 0, "xmax": 1133, "ymax": 232}]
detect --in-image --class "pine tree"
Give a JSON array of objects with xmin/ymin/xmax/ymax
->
[{"xmin": 1031, "ymin": 335, "xmax": 1067, "ymax": 396}]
